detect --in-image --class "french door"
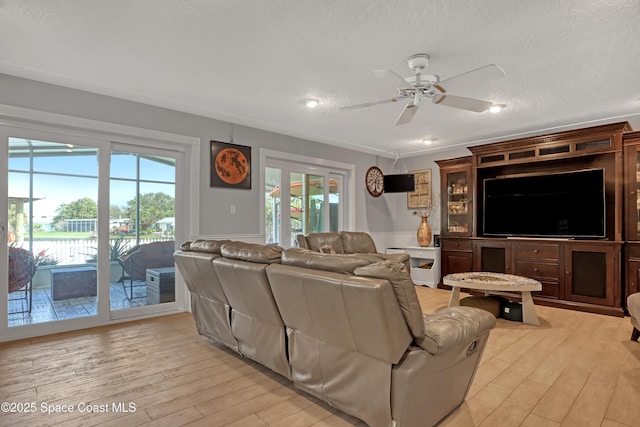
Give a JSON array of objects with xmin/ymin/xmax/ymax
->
[
  {"xmin": 265, "ymin": 163, "xmax": 343, "ymax": 248},
  {"xmin": 1, "ymin": 126, "xmax": 187, "ymax": 339}
]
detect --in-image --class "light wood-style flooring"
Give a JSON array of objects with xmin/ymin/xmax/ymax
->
[{"xmin": 1, "ymin": 287, "xmax": 639, "ymax": 426}]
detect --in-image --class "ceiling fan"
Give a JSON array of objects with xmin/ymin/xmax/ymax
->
[{"xmin": 341, "ymin": 53, "xmax": 505, "ymax": 126}]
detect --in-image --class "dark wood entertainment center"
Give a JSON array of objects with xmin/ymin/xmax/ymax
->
[{"xmin": 436, "ymin": 122, "xmax": 636, "ymax": 316}]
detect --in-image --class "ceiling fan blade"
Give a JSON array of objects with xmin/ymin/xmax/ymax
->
[
  {"xmin": 395, "ymin": 103, "xmax": 419, "ymax": 125},
  {"xmin": 372, "ymin": 69, "xmax": 414, "ymax": 90},
  {"xmin": 438, "ymin": 64, "xmax": 505, "ymax": 91},
  {"xmin": 433, "ymin": 94, "xmax": 492, "ymax": 112},
  {"xmin": 340, "ymin": 97, "xmax": 402, "ymax": 111}
]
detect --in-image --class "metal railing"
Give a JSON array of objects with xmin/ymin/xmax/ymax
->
[{"xmin": 22, "ymin": 236, "xmax": 174, "ymax": 265}]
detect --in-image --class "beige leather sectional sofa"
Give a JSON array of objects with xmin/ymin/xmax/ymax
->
[
  {"xmin": 174, "ymin": 239, "xmax": 496, "ymax": 427},
  {"xmin": 296, "ymin": 230, "xmax": 410, "ymax": 268}
]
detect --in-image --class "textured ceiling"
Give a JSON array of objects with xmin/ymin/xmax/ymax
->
[{"xmin": 1, "ymin": 0, "xmax": 639, "ymax": 158}]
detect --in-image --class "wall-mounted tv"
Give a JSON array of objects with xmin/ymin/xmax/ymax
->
[
  {"xmin": 483, "ymin": 168, "xmax": 606, "ymax": 238},
  {"xmin": 384, "ymin": 173, "xmax": 415, "ymax": 193}
]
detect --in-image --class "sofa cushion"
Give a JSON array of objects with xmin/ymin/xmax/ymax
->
[
  {"xmin": 282, "ymin": 248, "xmax": 384, "ymax": 274},
  {"xmin": 221, "ymin": 242, "xmax": 283, "ymax": 264},
  {"xmin": 295, "ymin": 234, "xmax": 310, "ymax": 249},
  {"xmin": 354, "ymin": 260, "xmax": 424, "ymax": 338},
  {"xmin": 340, "ymin": 231, "xmax": 377, "ymax": 254},
  {"xmin": 187, "ymin": 239, "xmax": 232, "ymax": 254},
  {"xmin": 306, "ymin": 232, "xmax": 344, "ymax": 254}
]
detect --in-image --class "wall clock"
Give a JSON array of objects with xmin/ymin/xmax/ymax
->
[{"xmin": 365, "ymin": 166, "xmax": 384, "ymax": 197}]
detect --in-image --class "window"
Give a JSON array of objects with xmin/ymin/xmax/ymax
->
[{"xmin": 261, "ymin": 150, "xmax": 354, "ymax": 248}]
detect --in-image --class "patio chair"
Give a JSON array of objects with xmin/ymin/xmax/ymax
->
[
  {"xmin": 8, "ymin": 247, "xmax": 37, "ymax": 314},
  {"xmin": 118, "ymin": 240, "xmax": 175, "ymax": 300}
]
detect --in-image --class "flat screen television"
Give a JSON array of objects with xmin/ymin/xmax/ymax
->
[
  {"xmin": 482, "ymin": 168, "xmax": 606, "ymax": 238},
  {"xmin": 384, "ymin": 173, "xmax": 415, "ymax": 193}
]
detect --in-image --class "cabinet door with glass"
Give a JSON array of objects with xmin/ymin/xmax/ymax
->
[
  {"xmin": 624, "ymin": 132, "xmax": 640, "ymax": 241},
  {"xmin": 436, "ymin": 157, "xmax": 473, "ymax": 237}
]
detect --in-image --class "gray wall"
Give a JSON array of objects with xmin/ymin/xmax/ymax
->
[
  {"xmin": 0, "ymin": 73, "xmax": 409, "ymax": 237},
  {"xmin": 382, "ymin": 147, "xmax": 472, "ymax": 238}
]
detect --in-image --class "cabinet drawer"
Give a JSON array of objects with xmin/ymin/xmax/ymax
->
[
  {"xmin": 627, "ymin": 245, "xmax": 640, "ymax": 259},
  {"xmin": 441, "ymin": 239, "xmax": 472, "ymax": 251},
  {"xmin": 535, "ymin": 281, "xmax": 560, "ymax": 299},
  {"xmin": 515, "ymin": 243, "xmax": 560, "ymax": 261},
  {"xmin": 515, "ymin": 261, "xmax": 560, "ymax": 280},
  {"xmin": 406, "ymin": 248, "xmax": 437, "ymax": 259}
]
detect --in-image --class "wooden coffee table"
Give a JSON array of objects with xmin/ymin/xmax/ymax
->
[{"xmin": 444, "ymin": 272, "xmax": 542, "ymax": 326}]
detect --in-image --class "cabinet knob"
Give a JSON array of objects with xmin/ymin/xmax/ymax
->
[
  {"xmin": 533, "ymin": 249, "xmax": 539, "ymax": 254},
  {"xmin": 455, "ymin": 243, "xmax": 459, "ymax": 248},
  {"xmin": 534, "ymin": 267, "xmax": 538, "ymax": 272}
]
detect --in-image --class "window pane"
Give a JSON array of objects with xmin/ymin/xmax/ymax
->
[
  {"xmin": 8, "ymin": 172, "xmax": 32, "ymax": 247},
  {"xmin": 140, "ymin": 155, "xmax": 176, "ymax": 182},
  {"xmin": 306, "ymin": 174, "xmax": 325, "ymax": 234},
  {"xmin": 31, "ymin": 141, "xmax": 98, "ymax": 176},
  {"xmin": 111, "ymin": 152, "xmax": 137, "ymax": 179},
  {"xmin": 329, "ymin": 176, "xmax": 340, "ymax": 232},
  {"xmin": 290, "ymin": 173, "xmax": 325, "ymax": 246},
  {"xmin": 139, "ymin": 182, "xmax": 175, "ymax": 236},
  {"xmin": 265, "ymin": 167, "xmax": 281, "ymax": 245},
  {"xmin": 110, "ymin": 150, "xmax": 176, "ymax": 309},
  {"xmin": 110, "ymin": 180, "xmax": 136, "ymax": 233},
  {"xmin": 8, "ymin": 138, "xmax": 31, "ymax": 171}
]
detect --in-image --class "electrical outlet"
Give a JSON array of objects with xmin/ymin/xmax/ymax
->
[{"xmin": 230, "ymin": 204, "xmax": 237, "ymax": 215}]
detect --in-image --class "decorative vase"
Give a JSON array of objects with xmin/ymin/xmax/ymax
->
[{"xmin": 417, "ymin": 216, "xmax": 433, "ymax": 247}]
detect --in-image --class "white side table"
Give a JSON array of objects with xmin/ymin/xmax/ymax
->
[{"xmin": 386, "ymin": 246, "xmax": 441, "ymax": 288}]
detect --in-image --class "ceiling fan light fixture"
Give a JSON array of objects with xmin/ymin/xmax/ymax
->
[
  {"xmin": 407, "ymin": 53, "xmax": 429, "ymax": 71},
  {"xmin": 304, "ymin": 98, "xmax": 320, "ymax": 108},
  {"xmin": 489, "ymin": 104, "xmax": 505, "ymax": 113}
]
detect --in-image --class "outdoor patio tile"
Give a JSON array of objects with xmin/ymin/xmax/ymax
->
[{"xmin": 8, "ymin": 282, "xmax": 152, "ymax": 327}]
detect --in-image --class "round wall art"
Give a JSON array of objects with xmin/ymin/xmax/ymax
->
[{"xmin": 210, "ymin": 140, "xmax": 251, "ymax": 189}]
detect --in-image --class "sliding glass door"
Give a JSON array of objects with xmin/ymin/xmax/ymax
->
[{"xmin": 2, "ymin": 127, "xmax": 186, "ymax": 336}]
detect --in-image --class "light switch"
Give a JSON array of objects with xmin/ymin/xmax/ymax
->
[{"xmin": 230, "ymin": 204, "xmax": 237, "ymax": 215}]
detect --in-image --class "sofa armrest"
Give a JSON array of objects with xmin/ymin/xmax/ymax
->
[
  {"xmin": 383, "ymin": 253, "xmax": 410, "ymax": 263},
  {"xmin": 415, "ymin": 306, "xmax": 496, "ymax": 355},
  {"xmin": 379, "ymin": 252, "xmax": 410, "ymax": 273}
]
